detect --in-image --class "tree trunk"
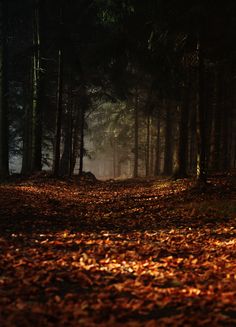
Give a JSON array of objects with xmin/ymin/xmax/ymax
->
[
  {"xmin": 163, "ymin": 100, "xmax": 173, "ymax": 176},
  {"xmin": 21, "ymin": 99, "xmax": 33, "ymax": 174},
  {"xmin": 53, "ymin": 48, "xmax": 63, "ymax": 176},
  {"xmin": 196, "ymin": 38, "xmax": 207, "ymax": 183},
  {"xmin": 113, "ymin": 137, "xmax": 117, "ymax": 178},
  {"xmin": 68, "ymin": 90, "xmax": 73, "ymax": 177},
  {"xmin": 174, "ymin": 73, "xmax": 190, "ymax": 178},
  {"xmin": 188, "ymin": 89, "xmax": 197, "ymax": 174},
  {"xmin": 150, "ymin": 120, "xmax": 154, "ymax": 175},
  {"xmin": 154, "ymin": 110, "xmax": 161, "ymax": 176},
  {"xmin": 78, "ymin": 85, "xmax": 88, "ymax": 177},
  {"xmin": 32, "ymin": 0, "xmax": 43, "ymax": 171},
  {"xmin": 0, "ymin": 0, "xmax": 9, "ymax": 178},
  {"xmin": 22, "ymin": 0, "xmax": 43, "ymax": 174},
  {"xmin": 70, "ymin": 106, "xmax": 80, "ymax": 175},
  {"xmin": 60, "ymin": 81, "xmax": 73, "ymax": 176},
  {"xmin": 133, "ymin": 89, "xmax": 139, "ymax": 178},
  {"xmin": 145, "ymin": 115, "xmax": 151, "ymax": 177},
  {"xmin": 78, "ymin": 100, "xmax": 85, "ymax": 176}
]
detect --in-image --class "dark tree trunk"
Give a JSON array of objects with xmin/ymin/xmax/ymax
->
[
  {"xmin": 212, "ymin": 64, "xmax": 222, "ymax": 172},
  {"xmin": 53, "ymin": 47, "xmax": 64, "ymax": 177},
  {"xmin": 60, "ymin": 121, "xmax": 72, "ymax": 176},
  {"xmin": 174, "ymin": 73, "xmax": 190, "ymax": 179},
  {"xmin": 187, "ymin": 82, "xmax": 197, "ymax": 175},
  {"xmin": 60, "ymin": 81, "xmax": 73, "ymax": 176},
  {"xmin": 145, "ymin": 115, "xmax": 151, "ymax": 177},
  {"xmin": 78, "ymin": 85, "xmax": 88, "ymax": 177},
  {"xmin": 133, "ymin": 90, "xmax": 139, "ymax": 178},
  {"xmin": 196, "ymin": 38, "xmax": 207, "ymax": 183},
  {"xmin": 154, "ymin": 110, "xmax": 161, "ymax": 176},
  {"xmin": 150, "ymin": 120, "xmax": 154, "ymax": 175},
  {"xmin": 221, "ymin": 62, "xmax": 233, "ymax": 172},
  {"xmin": 32, "ymin": 0, "xmax": 43, "ymax": 172},
  {"xmin": 71, "ymin": 107, "xmax": 80, "ymax": 175},
  {"xmin": 113, "ymin": 137, "xmax": 117, "ymax": 178},
  {"xmin": 163, "ymin": 100, "xmax": 173, "ymax": 176},
  {"xmin": 0, "ymin": 0, "xmax": 9, "ymax": 178},
  {"xmin": 21, "ymin": 101, "xmax": 33, "ymax": 174},
  {"xmin": 22, "ymin": 0, "xmax": 43, "ymax": 174},
  {"xmin": 78, "ymin": 103, "xmax": 85, "ymax": 176}
]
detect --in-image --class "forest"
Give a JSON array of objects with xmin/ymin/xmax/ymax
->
[
  {"xmin": 0, "ymin": 0, "xmax": 236, "ymax": 326},
  {"xmin": 0, "ymin": 0, "xmax": 235, "ymax": 179}
]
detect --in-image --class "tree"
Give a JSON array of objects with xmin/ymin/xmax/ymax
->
[
  {"xmin": 174, "ymin": 59, "xmax": 191, "ymax": 179},
  {"xmin": 53, "ymin": 47, "xmax": 64, "ymax": 177},
  {"xmin": 0, "ymin": 0, "xmax": 9, "ymax": 178},
  {"xmin": 163, "ymin": 100, "xmax": 173, "ymax": 175},
  {"xmin": 32, "ymin": 0, "xmax": 43, "ymax": 171},
  {"xmin": 22, "ymin": 0, "xmax": 44, "ymax": 174},
  {"xmin": 133, "ymin": 88, "xmax": 139, "ymax": 178}
]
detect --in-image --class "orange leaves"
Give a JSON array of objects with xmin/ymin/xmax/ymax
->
[{"xmin": 0, "ymin": 177, "xmax": 235, "ymax": 325}]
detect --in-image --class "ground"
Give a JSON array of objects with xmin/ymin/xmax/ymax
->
[{"xmin": 0, "ymin": 176, "xmax": 236, "ymax": 326}]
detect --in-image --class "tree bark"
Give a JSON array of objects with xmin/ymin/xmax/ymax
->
[
  {"xmin": 78, "ymin": 97, "xmax": 85, "ymax": 176},
  {"xmin": 154, "ymin": 110, "xmax": 161, "ymax": 176},
  {"xmin": 60, "ymin": 81, "xmax": 73, "ymax": 176},
  {"xmin": 21, "ymin": 0, "xmax": 43, "ymax": 175},
  {"xmin": 0, "ymin": 0, "xmax": 9, "ymax": 178},
  {"xmin": 163, "ymin": 100, "xmax": 173, "ymax": 176},
  {"xmin": 196, "ymin": 38, "xmax": 207, "ymax": 183},
  {"xmin": 145, "ymin": 115, "xmax": 151, "ymax": 177},
  {"xmin": 133, "ymin": 89, "xmax": 139, "ymax": 178},
  {"xmin": 174, "ymin": 73, "xmax": 190, "ymax": 179},
  {"xmin": 32, "ymin": 0, "xmax": 43, "ymax": 171},
  {"xmin": 53, "ymin": 47, "xmax": 64, "ymax": 177}
]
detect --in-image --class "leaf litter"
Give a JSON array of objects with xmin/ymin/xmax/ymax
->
[{"xmin": 0, "ymin": 176, "xmax": 235, "ymax": 326}]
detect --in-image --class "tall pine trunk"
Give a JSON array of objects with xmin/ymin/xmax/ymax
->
[
  {"xmin": 163, "ymin": 100, "xmax": 173, "ymax": 175},
  {"xmin": 53, "ymin": 48, "xmax": 63, "ymax": 176},
  {"xmin": 32, "ymin": 0, "xmax": 42, "ymax": 171},
  {"xmin": 145, "ymin": 115, "xmax": 151, "ymax": 177},
  {"xmin": 133, "ymin": 89, "xmax": 139, "ymax": 178},
  {"xmin": 78, "ymin": 84, "xmax": 88, "ymax": 177},
  {"xmin": 60, "ymin": 82, "xmax": 73, "ymax": 176},
  {"xmin": 21, "ymin": 94, "xmax": 33, "ymax": 174},
  {"xmin": 174, "ymin": 71, "xmax": 190, "ymax": 178},
  {"xmin": 196, "ymin": 38, "xmax": 207, "ymax": 183},
  {"xmin": 22, "ymin": 0, "xmax": 43, "ymax": 174},
  {"xmin": 154, "ymin": 110, "xmax": 161, "ymax": 176},
  {"xmin": 78, "ymin": 99, "xmax": 85, "ymax": 176},
  {"xmin": 0, "ymin": 0, "xmax": 9, "ymax": 178}
]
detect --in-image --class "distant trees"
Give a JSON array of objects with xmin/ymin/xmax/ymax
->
[{"xmin": 1, "ymin": 0, "xmax": 236, "ymax": 181}]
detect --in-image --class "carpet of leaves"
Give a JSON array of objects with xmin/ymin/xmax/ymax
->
[{"xmin": 0, "ymin": 176, "xmax": 236, "ymax": 327}]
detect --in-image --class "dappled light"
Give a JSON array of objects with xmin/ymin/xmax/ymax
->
[{"xmin": 0, "ymin": 177, "xmax": 236, "ymax": 326}]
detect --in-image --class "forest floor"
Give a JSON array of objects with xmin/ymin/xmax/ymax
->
[{"xmin": 0, "ymin": 175, "xmax": 236, "ymax": 327}]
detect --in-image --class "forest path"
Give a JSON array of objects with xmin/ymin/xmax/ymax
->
[{"xmin": 0, "ymin": 177, "xmax": 236, "ymax": 326}]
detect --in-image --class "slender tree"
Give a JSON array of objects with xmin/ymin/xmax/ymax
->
[
  {"xmin": 133, "ymin": 88, "xmax": 139, "ymax": 178},
  {"xmin": 0, "ymin": 0, "xmax": 9, "ymax": 178},
  {"xmin": 154, "ymin": 109, "xmax": 161, "ymax": 176},
  {"xmin": 196, "ymin": 36, "xmax": 207, "ymax": 183},
  {"xmin": 145, "ymin": 114, "xmax": 151, "ymax": 177},
  {"xmin": 32, "ymin": 0, "xmax": 43, "ymax": 171},
  {"xmin": 22, "ymin": 0, "xmax": 43, "ymax": 174},
  {"xmin": 163, "ymin": 100, "xmax": 173, "ymax": 175},
  {"xmin": 174, "ymin": 66, "xmax": 190, "ymax": 179},
  {"xmin": 78, "ymin": 85, "xmax": 89, "ymax": 176}
]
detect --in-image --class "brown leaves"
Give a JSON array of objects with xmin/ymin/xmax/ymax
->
[{"xmin": 0, "ymin": 177, "xmax": 235, "ymax": 326}]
